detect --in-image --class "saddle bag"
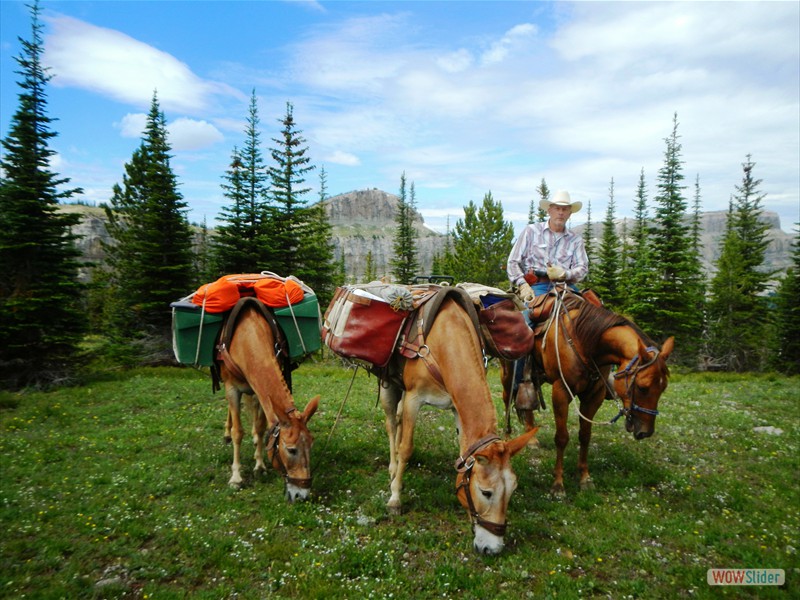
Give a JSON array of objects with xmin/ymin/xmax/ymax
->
[
  {"xmin": 321, "ymin": 285, "xmax": 411, "ymax": 367},
  {"xmin": 456, "ymin": 282, "xmax": 534, "ymax": 360},
  {"xmin": 478, "ymin": 298, "xmax": 535, "ymax": 360}
]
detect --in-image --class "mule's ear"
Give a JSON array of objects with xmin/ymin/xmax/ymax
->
[
  {"xmin": 507, "ymin": 427, "xmax": 540, "ymax": 456},
  {"xmin": 660, "ymin": 337, "xmax": 675, "ymax": 361},
  {"xmin": 302, "ymin": 395, "xmax": 320, "ymax": 422}
]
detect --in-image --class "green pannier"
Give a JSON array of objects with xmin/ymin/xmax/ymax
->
[
  {"xmin": 171, "ymin": 294, "xmax": 321, "ymax": 366},
  {"xmin": 274, "ymin": 294, "xmax": 322, "ymax": 359},
  {"xmin": 171, "ymin": 301, "xmax": 225, "ymax": 366}
]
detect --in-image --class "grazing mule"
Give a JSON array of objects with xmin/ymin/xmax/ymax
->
[
  {"xmin": 501, "ymin": 288, "xmax": 673, "ymax": 496},
  {"xmin": 217, "ymin": 297, "xmax": 319, "ymax": 502},
  {"xmin": 380, "ymin": 292, "xmax": 537, "ymax": 555}
]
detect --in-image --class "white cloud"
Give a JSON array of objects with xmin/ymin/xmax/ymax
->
[
  {"xmin": 43, "ymin": 15, "xmax": 244, "ymax": 114},
  {"xmin": 168, "ymin": 118, "xmax": 224, "ymax": 151},
  {"xmin": 325, "ymin": 150, "xmax": 361, "ymax": 166},
  {"xmin": 437, "ymin": 49, "xmax": 473, "ymax": 73},
  {"xmin": 115, "ymin": 114, "xmax": 223, "ymax": 151},
  {"xmin": 480, "ymin": 23, "xmax": 537, "ymax": 65},
  {"xmin": 117, "ymin": 113, "xmax": 147, "ymax": 138}
]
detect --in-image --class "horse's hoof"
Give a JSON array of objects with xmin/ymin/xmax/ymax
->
[
  {"xmin": 526, "ymin": 436, "xmax": 540, "ymax": 449},
  {"xmin": 580, "ymin": 478, "xmax": 595, "ymax": 491},
  {"xmin": 550, "ymin": 485, "xmax": 566, "ymax": 499},
  {"xmin": 224, "ymin": 436, "xmax": 232, "ymax": 444},
  {"xmin": 387, "ymin": 501, "xmax": 402, "ymax": 516}
]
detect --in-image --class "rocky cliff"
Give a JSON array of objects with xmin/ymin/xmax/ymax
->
[
  {"xmin": 63, "ymin": 191, "xmax": 793, "ymax": 283},
  {"xmin": 321, "ymin": 189, "xmax": 447, "ymax": 281},
  {"xmin": 577, "ymin": 210, "xmax": 794, "ymax": 277}
]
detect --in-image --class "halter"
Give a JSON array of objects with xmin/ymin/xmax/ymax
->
[
  {"xmin": 454, "ymin": 435, "xmax": 507, "ymax": 537},
  {"xmin": 266, "ymin": 407, "xmax": 312, "ymax": 490},
  {"xmin": 609, "ymin": 347, "xmax": 661, "ymax": 424}
]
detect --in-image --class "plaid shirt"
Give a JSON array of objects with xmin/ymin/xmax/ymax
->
[{"xmin": 506, "ymin": 221, "xmax": 589, "ymax": 286}]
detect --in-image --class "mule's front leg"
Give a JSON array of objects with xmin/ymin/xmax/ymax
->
[
  {"xmin": 577, "ymin": 388, "xmax": 604, "ymax": 490},
  {"xmin": 249, "ymin": 395, "xmax": 268, "ymax": 474},
  {"xmin": 551, "ymin": 383, "xmax": 570, "ymax": 497}
]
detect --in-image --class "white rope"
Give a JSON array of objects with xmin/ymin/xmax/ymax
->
[
  {"xmin": 550, "ymin": 285, "xmax": 618, "ymax": 426},
  {"xmin": 194, "ymin": 294, "xmax": 208, "ymax": 366},
  {"xmin": 283, "ymin": 293, "xmax": 308, "ymax": 355}
]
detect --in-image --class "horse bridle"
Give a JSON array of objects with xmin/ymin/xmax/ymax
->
[
  {"xmin": 454, "ymin": 435, "xmax": 507, "ymax": 538},
  {"xmin": 266, "ymin": 408, "xmax": 312, "ymax": 490},
  {"xmin": 610, "ymin": 347, "xmax": 662, "ymax": 425}
]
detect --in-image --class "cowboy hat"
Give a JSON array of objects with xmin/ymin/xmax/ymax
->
[{"xmin": 539, "ymin": 190, "xmax": 582, "ymax": 214}]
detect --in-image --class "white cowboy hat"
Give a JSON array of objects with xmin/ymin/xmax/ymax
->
[{"xmin": 539, "ymin": 190, "xmax": 582, "ymax": 214}]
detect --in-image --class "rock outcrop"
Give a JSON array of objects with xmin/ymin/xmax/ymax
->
[{"xmin": 61, "ymin": 192, "xmax": 793, "ymax": 284}]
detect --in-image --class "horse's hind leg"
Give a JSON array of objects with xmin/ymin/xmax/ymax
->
[
  {"xmin": 380, "ymin": 383, "xmax": 403, "ymax": 512},
  {"xmin": 226, "ymin": 386, "xmax": 245, "ymax": 488}
]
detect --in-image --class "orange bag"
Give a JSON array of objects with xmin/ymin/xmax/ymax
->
[
  {"xmin": 254, "ymin": 277, "xmax": 304, "ymax": 307},
  {"xmin": 192, "ymin": 277, "xmax": 241, "ymax": 313}
]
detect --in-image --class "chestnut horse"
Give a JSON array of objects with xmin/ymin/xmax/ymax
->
[
  {"xmin": 500, "ymin": 287, "xmax": 673, "ymax": 497},
  {"xmin": 216, "ymin": 297, "xmax": 319, "ymax": 502},
  {"xmin": 380, "ymin": 291, "xmax": 538, "ymax": 555}
]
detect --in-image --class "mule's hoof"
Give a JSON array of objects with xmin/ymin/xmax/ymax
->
[
  {"xmin": 580, "ymin": 478, "xmax": 595, "ymax": 491},
  {"xmin": 526, "ymin": 436, "xmax": 540, "ymax": 449},
  {"xmin": 550, "ymin": 485, "xmax": 566, "ymax": 499}
]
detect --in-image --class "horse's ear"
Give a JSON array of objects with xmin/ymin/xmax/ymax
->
[
  {"xmin": 507, "ymin": 427, "xmax": 540, "ymax": 457},
  {"xmin": 302, "ymin": 395, "xmax": 320, "ymax": 422},
  {"xmin": 660, "ymin": 337, "xmax": 675, "ymax": 361}
]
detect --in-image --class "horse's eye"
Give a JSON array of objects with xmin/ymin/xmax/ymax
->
[
  {"xmin": 637, "ymin": 384, "xmax": 648, "ymax": 395},
  {"xmin": 481, "ymin": 489, "xmax": 493, "ymax": 500}
]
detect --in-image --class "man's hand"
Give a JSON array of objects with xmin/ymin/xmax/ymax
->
[
  {"xmin": 546, "ymin": 265, "xmax": 567, "ymax": 281},
  {"xmin": 517, "ymin": 282, "xmax": 535, "ymax": 302}
]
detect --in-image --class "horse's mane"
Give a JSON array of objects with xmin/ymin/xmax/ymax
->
[{"xmin": 569, "ymin": 297, "xmax": 657, "ymax": 356}]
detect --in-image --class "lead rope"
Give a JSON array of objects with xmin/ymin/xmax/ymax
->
[{"xmin": 320, "ymin": 365, "xmax": 359, "ymax": 454}]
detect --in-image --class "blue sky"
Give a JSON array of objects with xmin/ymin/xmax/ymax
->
[{"xmin": 1, "ymin": 0, "xmax": 798, "ymax": 236}]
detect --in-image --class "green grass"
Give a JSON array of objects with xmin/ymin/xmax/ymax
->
[{"xmin": 1, "ymin": 363, "xmax": 797, "ymax": 599}]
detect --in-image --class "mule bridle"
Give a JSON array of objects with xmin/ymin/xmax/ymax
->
[
  {"xmin": 609, "ymin": 348, "xmax": 661, "ymax": 425},
  {"xmin": 266, "ymin": 408, "xmax": 312, "ymax": 490},
  {"xmin": 454, "ymin": 435, "xmax": 507, "ymax": 538}
]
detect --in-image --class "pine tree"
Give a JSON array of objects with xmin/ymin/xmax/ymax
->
[
  {"xmin": 215, "ymin": 91, "xmax": 270, "ymax": 274},
  {"xmin": 102, "ymin": 92, "xmax": 194, "ymax": 355},
  {"xmin": 648, "ymin": 114, "xmax": 705, "ymax": 364},
  {"xmin": 0, "ymin": 1, "xmax": 86, "ymax": 388},
  {"xmin": 624, "ymin": 169, "xmax": 657, "ymax": 323},
  {"xmin": 706, "ymin": 156, "xmax": 773, "ymax": 370},
  {"xmin": 447, "ymin": 192, "xmax": 514, "ymax": 287},
  {"xmin": 264, "ymin": 102, "xmax": 335, "ymax": 298},
  {"xmin": 582, "ymin": 200, "xmax": 595, "ymax": 287},
  {"xmin": 771, "ymin": 226, "xmax": 800, "ymax": 374},
  {"xmin": 363, "ymin": 251, "xmax": 377, "ymax": 283},
  {"xmin": 535, "ymin": 178, "xmax": 549, "ymax": 222},
  {"xmin": 593, "ymin": 178, "xmax": 622, "ymax": 307},
  {"xmin": 390, "ymin": 173, "xmax": 420, "ymax": 284}
]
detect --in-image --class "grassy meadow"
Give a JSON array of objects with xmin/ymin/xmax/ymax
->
[{"xmin": 0, "ymin": 359, "xmax": 797, "ymax": 599}]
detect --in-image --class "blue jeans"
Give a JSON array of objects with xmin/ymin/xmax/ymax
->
[{"xmin": 513, "ymin": 282, "xmax": 579, "ymax": 393}]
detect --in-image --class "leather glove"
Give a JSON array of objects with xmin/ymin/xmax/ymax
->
[
  {"xmin": 546, "ymin": 264, "xmax": 567, "ymax": 281},
  {"xmin": 517, "ymin": 282, "xmax": 535, "ymax": 302}
]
